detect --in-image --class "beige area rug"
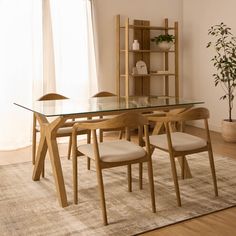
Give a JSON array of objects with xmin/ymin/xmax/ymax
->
[{"xmin": 1, "ymin": 150, "xmax": 236, "ymax": 236}]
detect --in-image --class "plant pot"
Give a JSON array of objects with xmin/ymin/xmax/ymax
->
[
  {"xmin": 221, "ymin": 119, "xmax": 236, "ymax": 142},
  {"xmin": 157, "ymin": 41, "xmax": 173, "ymax": 51}
]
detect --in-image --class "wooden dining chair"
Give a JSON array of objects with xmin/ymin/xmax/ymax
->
[
  {"xmin": 72, "ymin": 112, "xmax": 156, "ymax": 225},
  {"xmin": 92, "ymin": 91, "xmax": 123, "ymax": 142},
  {"xmin": 147, "ymin": 107, "xmax": 218, "ymax": 207},
  {"xmin": 85, "ymin": 91, "xmax": 123, "ymax": 171},
  {"xmin": 32, "ymin": 93, "xmax": 90, "ymax": 176}
]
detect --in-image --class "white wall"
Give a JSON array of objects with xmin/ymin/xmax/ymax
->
[
  {"xmin": 183, "ymin": 0, "xmax": 236, "ymax": 131},
  {"xmin": 94, "ymin": 0, "xmax": 183, "ymax": 94}
]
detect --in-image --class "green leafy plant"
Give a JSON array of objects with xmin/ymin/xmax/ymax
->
[
  {"xmin": 207, "ymin": 22, "xmax": 236, "ymax": 122},
  {"xmin": 151, "ymin": 34, "xmax": 175, "ymax": 44}
]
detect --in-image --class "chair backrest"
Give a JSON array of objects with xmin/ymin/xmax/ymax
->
[
  {"xmin": 167, "ymin": 107, "xmax": 209, "ymax": 123},
  {"xmin": 73, "ymin": 112, "xmax": 149, "ymax": 144},
  {"xmin": 37, "ymin": 93, "xmax": 68, "ymax": 101},
  {"xmin": 75, "ymin": 112, "xmax": 148, "ymax": 131},
  {"xmin": 148, "ymin": 107, "xmax": 211, "ymax": 152},
  {"xmin": 92, "ymin": 91, "xmax": 116, "ymax": 97},
  {"xmin": 33, "ymin": 93, "xmax": 69, "ymax": 129},
  {"xmin": 148, "ymin": 107, "xmax": 209, "ymax": 124},
  {"xmin": 92, "ymin": 91, "xmax": 116, "ymax": 119}
]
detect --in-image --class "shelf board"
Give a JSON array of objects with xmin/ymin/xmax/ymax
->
[
  {"xmin": 120, "ymin": 25, "xmax": 175, "ymax": 30},
  {"xmin": 121, "ymin": 73, "xmax": 175, "ymax": 77},
  {"xmin": 150, "ymin": 95, "xmax": 177, "ymax": 99},
  {"xmin": 120, "ymin": 49, "xmax": 175, "ymax": 53}
]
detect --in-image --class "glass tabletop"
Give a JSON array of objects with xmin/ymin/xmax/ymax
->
[{"xmin": 14, "ymin": 96, "xmax": 204, "ymax": 117}]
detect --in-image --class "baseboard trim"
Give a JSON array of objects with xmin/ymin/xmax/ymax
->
[{"xmin": 188, "ymin": 121, "xmax": 221, "ymax": 133}]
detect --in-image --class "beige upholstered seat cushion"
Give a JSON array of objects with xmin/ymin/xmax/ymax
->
[
  {"xmin": 36, "ymin": 125, "xmax": 87, "ymax": 136},
  {"xmin": 149, "ymin": 132, "xmax": 207, "ymax": 151},
  {"xmin": 78, "ymin": 140, "xmax": 146, "ymax": 163},
  {"xmin": 57, "ymin": 127, "xmax": 88, "ymax": 136}
]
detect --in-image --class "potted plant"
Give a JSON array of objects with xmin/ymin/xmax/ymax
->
[
  {"xmin": 151, "ymin": 34, "xmax": 175, "ymax": 51},
  {"xmin": 207, "ymin": 22, "xmax": 236, "ymax": 142}
]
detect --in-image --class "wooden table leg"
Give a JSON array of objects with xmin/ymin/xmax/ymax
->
[
  {"xmin": 46, "ymin": 130, "xmax": 68, "ymax": 207},
  {"xmin": 152, "ymin": 121, "xmax": 164, "ymax": 135},
  {"xmin": 32, "ymin": 114, "xmax": 68, "ymax": 207},
  {"xmin": 32, "ymin": 127, "xmax": 47, "ymax": 180},
  {"xmin": 178, "ymin": 155, "xmax": 192, "ymax": 179}
]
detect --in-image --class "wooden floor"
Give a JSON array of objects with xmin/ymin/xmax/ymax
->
[{"xmin": 0, "ymin": 126, "xmax": 235, "ymax": 235}]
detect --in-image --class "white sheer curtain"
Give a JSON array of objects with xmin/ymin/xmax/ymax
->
[
  {"xmin": 0, "ymin": 0, "xmax": 98, "ymax": 150},
  {"xmin": 50, "ymin": 0, "xmax": 98, "ymax": 100},
  {"xmin": 0, "ymin": 0, "xmax": 42, "ymax": 150}
]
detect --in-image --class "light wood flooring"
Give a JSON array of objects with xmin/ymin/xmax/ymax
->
[{"xmin": 0, "ymin": 126, "xmax": 235, "ymax": 236}]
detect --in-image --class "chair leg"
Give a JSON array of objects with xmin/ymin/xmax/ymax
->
[
  {"xmin": 138, "ymin": 146, "xmax": 154, "ymax": 191},
  {"xmin": 139, "ymin": 163, "xmax": 143, "ymax": 190},
  {"xmin": 32, "ymin": 130, "xmax": 37, "ymax": 165},
  {"xmin": 96, "ymin": 166, "xmax": 108, "ymax": 225},
  {"xmin": 208, "ymin": 149, "xmax": 218, "ymax": 196},
  {"xmin": 177, "ymin": 156, "xmax": 192, "ymax": 179},
  {"xmin": 147, "ymin": 160, "xmax": 156, "ymax": 213},
  {"xmin": 73, "ymin": 155, "xmax": 78, "ymax": 204},
  {"xmin": 118, "ymin": 130, "xmax": 123, "ymax": 139},
  {"xmin": 67, "ymin": 136, "xmax": 72, "ymax": 160},
  {"xmin": 87, "ymin": 157, "xmax": 91, "ymax": 170},
  {"xmin": 127, "ymin": 164, "xmax": 132, "ymax": 192},
  {"xmin": 169, "ymin": 155, "xmax": 181, "ymax": 206},
  {"xmin": 87, "ymin": 131, "xmax": 91, "ymax": 170},
  {"xmin": 42, "ymin": 161, "xmax": 45, "ymax": 178},
  {"xmin": 181, "ymin": 155, "xmax": 186, "ymax": 180},
  {"xmin": 99, "ymin": 129, "xmax": 103, "ymax": 143}
]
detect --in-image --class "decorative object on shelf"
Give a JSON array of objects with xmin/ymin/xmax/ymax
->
[
  {"xmin": 207, "ymin": 22, "xmax": 236, "ymax": 142},
  {"xmin": 132, "ymin": 67, "xmax": 138, "ymax": 75},
  {"xmin": 156, "ymin": 70, "xmax": 170, "ymax": 75},
  {"xmin": 132, "ymin": 39, "xmax": 140, "ymax": 50},
  {"xmin": 151, "ymin": 34, "xmax": 175, "ymax": 51},
  {"xmin": 136, "ymin": 60, "xmax": 148, "ymax": 75}
]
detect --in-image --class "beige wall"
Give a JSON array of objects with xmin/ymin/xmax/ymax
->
[
  {"xmin": 94, "ymin": 0, "xmax": 236, "ymax": 131},
  {"xmin": 94, "ymin": 0, "xmax": 183, "ymax": 94},
  {"xmin": 183, "ymin": 0, "xmax": 236, "ymax": 131}
]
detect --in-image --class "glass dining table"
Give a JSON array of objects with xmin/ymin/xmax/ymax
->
[{"xmin": 14, "ymin": 96, "xmax": 203, "ymax": 207}]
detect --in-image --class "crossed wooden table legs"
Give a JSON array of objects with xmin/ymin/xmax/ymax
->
[{"xmin": 32, "ymin": 113, "xmax": 68, "ymax": 207}]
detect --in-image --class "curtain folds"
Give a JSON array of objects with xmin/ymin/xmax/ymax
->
[
  {"xmin": 0, "ymin": 0, "xmax": 42, "ymax": 150},
  {"xmin": 50, "ymin": 0, "xmax": 98, "ymax": 100},
  {"xmin": 86, "ymin": 0, "xmax": 99, "ymax": 95},
  {"xmin": 0, "ymin": 0, "xmax": 98, "ymax": 150},
  {"xmin": 88, "ymin": 0, "xmax": 100, "ymax": 91},
  {"xmin": 42, "ymin": 0, "xmax": 56, "ymax": 94}
]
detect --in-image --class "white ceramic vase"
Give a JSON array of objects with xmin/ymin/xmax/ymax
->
[
  {"xmin": 132, "ymin": 40, "xmax": 140, "ymax": 50},
  {"xmin": 221, "ymin": 119, "xmax": 236, "ymax": 142},
  {"xmin": 157, "ymin": 41, "xmax": 173, "ymax": 51}
]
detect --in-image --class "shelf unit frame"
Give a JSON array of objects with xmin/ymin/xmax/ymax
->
[{"xmin": 116, "ymin": 15, "xmax": 179, "ymax": 98}]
